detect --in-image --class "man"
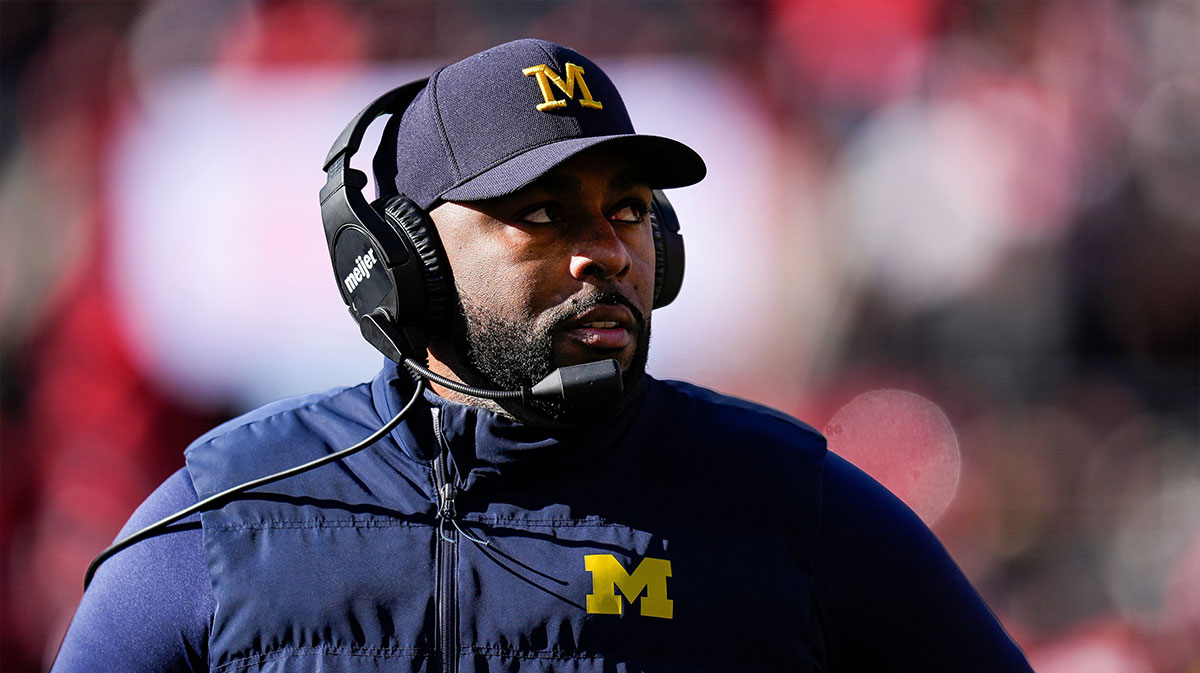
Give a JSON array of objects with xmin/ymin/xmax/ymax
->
[{"xmin": 53, "ymin": 39, "xmax": 1032, "ymax": 672}]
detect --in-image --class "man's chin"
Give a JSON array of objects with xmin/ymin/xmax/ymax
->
[
  {"xmin": 551, "ymin": 339, "xmax": 638, "ymax": 375},
  {"xmin": 447, "ymin": 295, "xmax": 651, "ymax": 427}
]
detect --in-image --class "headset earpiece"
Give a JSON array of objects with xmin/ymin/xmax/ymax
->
[
  {"xmin": 374, "ymin": 194, "xmax": 453, "ymax": 336},
  {"xmin": 649, "ymin": 189, "xmax": 685, "ymax": 309},
  {"xmin": 322, "ymin": 82, "xmax": 433, "ymax": 363},
  {"xmin": 326, "ymin": 209, "xmax": 426, "ymax": 360},
  {"xmin": 323, "ymin": 190, "xmax": 452, "ymax": 363}
]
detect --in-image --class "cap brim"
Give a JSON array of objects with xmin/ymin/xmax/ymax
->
[{"xmin": 435, "ymin": 134, "xmax": 705, "ymax": 206}]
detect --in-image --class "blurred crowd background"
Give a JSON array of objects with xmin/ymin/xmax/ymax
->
[{"xmin": 2, "ymin": 1, "xmax": 1197, "ymax": 671}]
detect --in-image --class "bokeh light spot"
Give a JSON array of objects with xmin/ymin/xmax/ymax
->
[{"xmin": 825, "ymin": 389, "xmax": 961, "ymax": 525}]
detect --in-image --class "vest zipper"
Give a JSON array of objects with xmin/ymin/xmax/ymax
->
[{"xmin": 431, "ymin": 408, "xmax": 458, "ymax": 673}]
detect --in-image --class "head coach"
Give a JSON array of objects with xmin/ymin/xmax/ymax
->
[{"xmin": 52, "ymin": 39, "xmax": 1032, "ymax": 672}]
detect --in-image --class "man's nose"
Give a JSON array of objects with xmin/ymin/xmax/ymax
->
[{"xmin": 569, "ymin": 216, "xmax": 633, "ymax": 281}]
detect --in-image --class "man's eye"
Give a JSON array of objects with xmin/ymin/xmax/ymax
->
[
  {"xmin": 519, "ymin": 205, "xmax": 560, "ymax": 224},
  {"xmin": 610, "ymin": 204, "xmax": 646, "ymax": 224}
]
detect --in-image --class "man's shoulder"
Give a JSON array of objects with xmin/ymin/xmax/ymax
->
[
  {"xmin": 187, "ymin": 380, "xmax": 374, "ymax": 451},
  {"xmin": 647, "ymin": 377, "xmax": 826, "ymax": 450},
  {"xmin": 643, "ymin": 378, "xmax": 827, "ymax": 533},
  {"xmin": 183, "ymin": 373, "xmax": 386, "ymax": 495}
]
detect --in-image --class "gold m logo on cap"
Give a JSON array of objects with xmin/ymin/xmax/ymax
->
[{"xmin": 522, "ymin": 63, "xmax": 603, "ymax": 112}]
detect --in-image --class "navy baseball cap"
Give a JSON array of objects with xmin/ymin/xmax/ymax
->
[{"xmin": 374, "ymin": 39, "xmax": 706, "ymax": 209}]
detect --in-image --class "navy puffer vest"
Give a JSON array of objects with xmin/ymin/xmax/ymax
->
[{"xmin": 186, "ymin": 364, "xmax": 827, "ymax": 672}]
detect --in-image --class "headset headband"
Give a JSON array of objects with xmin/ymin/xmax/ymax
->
[{"xmin": 323, "ymin": 79, "xmax": 428, "ymax": 173}]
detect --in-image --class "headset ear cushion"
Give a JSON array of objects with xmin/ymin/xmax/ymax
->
[
  {"xmin": 375, "ymin": 195, "xmax": 453, "ymax": 334},
  {"xmin": 650, "ymin": 190, "xmax": 685, "ymax": 308}
]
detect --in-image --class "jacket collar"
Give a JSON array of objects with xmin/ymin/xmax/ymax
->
[{"xmin": 371, "ymin": 360, "xmax": 649, "ymax": 491}]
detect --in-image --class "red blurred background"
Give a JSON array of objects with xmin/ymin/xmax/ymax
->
[{"xmin": 2, "ymin": 1, "xmax": 1197, "ymax": 671}]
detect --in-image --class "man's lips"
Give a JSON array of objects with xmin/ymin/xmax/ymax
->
[{"xmin": 559, "ymin": 304, "xmax": 637, "ymax": 351}]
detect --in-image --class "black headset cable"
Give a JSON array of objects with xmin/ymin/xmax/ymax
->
[
  {"xmin": 403, "ymin": 359, "xmax": 523, "ymax": 401},
  {"xmin": 83, "ymin": 378, "xmax": 428, "ymax": 590}
]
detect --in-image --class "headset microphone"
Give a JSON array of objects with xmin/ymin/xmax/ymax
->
[{"xmin": 360, "ymin": 311, "xmax": 623, "ymax": 404}]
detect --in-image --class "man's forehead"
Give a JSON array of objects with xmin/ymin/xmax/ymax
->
[
  {"xmin": 517, "ymin": 147, "xmax": 650, "ymax": 195},
  {"xmin": 431, "ymin": 148, "xmax": 650, "ymax": 218},
  {"xmin": 527, "ymin": 164, "xmax": 649, "ymax": 196}
]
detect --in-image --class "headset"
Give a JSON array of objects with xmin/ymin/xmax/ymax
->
[
  {"xmin": 84, "ymin": 81, "xmax": 686, "ymax": 590},
  {"xmin": 318, "ymin": 80, "xmax": 686, "ymax": 368}
]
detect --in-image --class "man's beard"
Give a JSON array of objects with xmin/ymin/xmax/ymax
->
[{"xmin": 449, "ymin": 291, "xmax": 650, "ymax": 425}]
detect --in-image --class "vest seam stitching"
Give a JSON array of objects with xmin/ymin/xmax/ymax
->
[
  {"xmin": 211, "ymin": 518, "xmax": 637, "ymax": 531},
  {"xmin": 464, "ymin": 644, "xmax": 606, "ymax": 660},
  {"xmin": 211, "ymin": 519, "xmax": 430, "ymax": 531},
  {"xmin": 464, "ymin": 517, "xmax": 632, "ymax": 528},
  {"xmin": 213, "ymin": 645, "xmax": 431, "ymax": 672}
]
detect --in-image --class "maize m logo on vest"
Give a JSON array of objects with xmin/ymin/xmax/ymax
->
[
  {"xmin": 522, "ymin": 62, "xmax": 604, "ymax": 112},
  {"xmin": 342, "ymin": 248, "xmax": 379, "ymax": 294},
  {"xmin": 585, "ymin": 554, "xmax": 673, "ymax": 619}
]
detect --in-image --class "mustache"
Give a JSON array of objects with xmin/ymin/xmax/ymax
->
[{"xmin": 551, "ymin": 291, "xmax": 647, "ymax": 330}]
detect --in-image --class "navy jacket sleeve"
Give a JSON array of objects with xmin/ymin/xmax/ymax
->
[
  {"xmin": 50, "ymin": 467, "xmax": 212, "ymax": 672},
  {"xmin": 811, "ymin": 451, "xmax": 1032, "ymax": 672}
]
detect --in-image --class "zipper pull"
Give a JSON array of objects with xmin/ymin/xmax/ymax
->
[
  {"xmin": 437, "ymin": 482, "xmax": 489, "ymax": 547},
  {"xmin": 437, "ymin": 482, "xmax": 457, "ymax": 543},
  {"xmin": 429, "ymin": 407, "xmax": 488, "ymax": 547},
  {"xmin": 438, "ymin": 482, "xmax": 456, "ymax": 521}
]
